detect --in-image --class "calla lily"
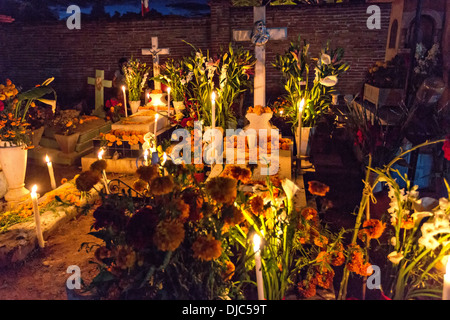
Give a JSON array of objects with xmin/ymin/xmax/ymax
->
[
  {"xmin": 411, "ymin": 211, "xmax": 433, "ymax": 223},
  {"xmin": 319, "ymin": 75, "xmax": 338, "ymax": 87},
  {"xmin": 387, "ymin": 251, "xmax": 404, "ymax": 264},
  {"xmin": 37, "ymin": 99, "xmax": 57, "ymax": 114},
  {"xmin": 321, "ymin": 53, "xmax": 331, "ymax": 65},
  {"xmin": 281, "ymin": 178, "xmax": 299, "ymax": 203}
]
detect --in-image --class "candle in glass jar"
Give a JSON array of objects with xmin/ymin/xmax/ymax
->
[{"xmin": 45, "ymin": 155, "xmax": 57, "ymax": 190}]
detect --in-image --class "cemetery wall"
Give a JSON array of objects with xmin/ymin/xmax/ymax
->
[{"xmin": 0, "ymin": 1, "xmax": 391, "ymax": 108}]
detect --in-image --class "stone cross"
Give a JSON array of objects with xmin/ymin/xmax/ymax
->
[
  {"xmin": 233, "ymin": 6, "xmax": 287, "ymax": 107},
  {"xmin": 141, "ymin": 37, "xmax": 170, "ymax": 91},
  {"xmin": 87, "ymin": 69, "xmax": 112, "ymax": 117}
]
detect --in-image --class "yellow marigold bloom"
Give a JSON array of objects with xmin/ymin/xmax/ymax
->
[
  {"xmin": 153, "ymin": 219, "xmax": 185, "ymax": 252},
  {"xmin": 0, "ymin": 94, "xmax": 5, "ymax": 101},
  {"xmin": 192, "ymin": 234, "xmax": 222, "ymax": 261},
  {"xmin": 66, "ymin": 121, "xmax": 73, "ymax": 127}
]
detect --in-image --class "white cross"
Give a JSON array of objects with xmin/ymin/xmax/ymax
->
[
  {"xmin": 141, "ymin": 37, "xmax": 170, "ymax": 91},
  {"xmin": 87, "ymin": 69, "xmax": 112, "ymax": 117},
  {"xmin": 233, "ymin": 6, "xmax": 287, "ymax": 107}
]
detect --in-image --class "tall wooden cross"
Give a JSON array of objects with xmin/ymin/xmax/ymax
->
[
  {"xmin": 233, "ymin": 6, "xmax": 287, "ymax": 107},
  {"xmin": 141, "ymin": 37, "xmax": 170, "ymax": 91},
  {"xmin": 87, "ymin": 69, "xmax": 112, "ymax": 117}
]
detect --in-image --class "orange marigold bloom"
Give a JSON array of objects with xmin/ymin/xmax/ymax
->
[
  {"xmin": 153, "ymin": 219, "xmax": 185, "ymax": 252},
  {"xmin": 314, "ymin": 267, "xmax": 335, "ymax": 289},
  {"xmin": 301, "ymin": 207, "xmax": 318, "ymax": 221},
  {"xmin": 223, "ymin": 260, "xmax": 235, "ymax": 281},
  {"xmin": 151, "ymin": 176, "xmax": 175, "ymax": 196},
  {"xmin": 249, "ymin": 195, "xmax": 264, "ymax": 215},
  {"xmin": 206, "ymin": 177, "xmax": 237, "ymax": 204},
  {"xmin": 308, "ymin": 181, "xmax": 330, "ymax": 196},
  {"xmin": 313, "ymin": 235, "xmax": 328, "ymax": 248},
  {"xmin": 60, "ymin": 178, "xmax": 68, "ymax": 184},
  {"xmin": 358, "ymin": 219, "xmax": 386, "ymax": 241},
  {"xmin": 176, "ymin": 199, "xmax": 190, "ymax": 222},
  {"xmin": 192, "ymin": 234, "xmax": 222, "ymax": 261},
  {"xmin": 347, "ymin": 244, "xmax": 373, "ymax": 276},
  {"xmin": 298, "ymin": 280, "xmax": 317, "ymax": 299}
]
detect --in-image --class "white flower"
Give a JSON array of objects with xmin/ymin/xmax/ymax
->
[
  {"xmin": 418, "ymin": 235, "xmax": 440, "ymax": 250},
  {"xmin": 321, "ymin": 53, "xmax": 331, "ymax": 65},
  {"xmin": 281, "ymin": 178, "xmax": 299, "ymax": 203},
  {"xmin": 388, "ymin": 251, "xmax": 404, "ymax": 264},
  {"xmin": 411, "ymin": 211, "xmax": 433, "ymax": 223},
  {"xmin": 439, "ymin": 198, "xmax": 449, "ymax": 211},
  {"xmin": 319, "ymin": 75, "xmax": 338, "ymax": 87}
]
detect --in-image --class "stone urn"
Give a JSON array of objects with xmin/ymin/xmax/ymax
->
[
  {"xmin": 0, "ymin": 142, "xmax": 30, "ymax": 204},
  {"xmin": 27, "ymin": 126, "xmax": 45, "ymax": 148},
  {"xmin": 54, "ymin": 132, "xmax": 80, "ymax": 154},
  {"xmin": 129, "ymin": 100, "xmax": 141, "ymax": 114}
]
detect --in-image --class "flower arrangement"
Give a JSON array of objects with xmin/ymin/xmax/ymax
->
[
  {"xmin": 154, "ymin": 59, "xmax": 189, "ymax": 101},
  {"xmin": 365, "ymin": 55, "xmax": 407, "ymax": 89},
  {"xmin": 273, "ymin": 36, "xmax": 349, "ymax": 128},
  {"xmin": 51, "ymin": 110, "xmax": 84, "ymax": 136},
  {"xmin": 105, "ymin": 98, "xmax": 124, "ymax": 122},
  {"xmin": 100, "ymin": 130, "xmax": 145, "ymax": 147},
  {"xmin": 183, "ymin": 42, "xmax": 255, "ymax": 128},
  {"xmin": 123, "ymin": 58, "xmax": 150, "ymax": 102},
  {"xmin": 247, "ymin": 105, "xmax": 272, "ymax": 115},
  {"xmin": 0, "ymin": 77, "xmax": 56, "ymax": 147}
]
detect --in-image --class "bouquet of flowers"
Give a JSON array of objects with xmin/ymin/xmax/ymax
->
[
  {"xmin": 123, "ymin": 58, "xmax": 150, "ymax": 101},
  {"xmin": 0, "ymin": 77, "xmax": 56, "ymax": 147},
  {"xmin": 51, "ymin": 109, "xmax": 83, "ymax": 136},
  {"xmin": 154, "ymin": 58, "xmax": 189, "ymax": 102}
]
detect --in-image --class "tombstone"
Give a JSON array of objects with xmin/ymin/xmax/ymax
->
[
  {"xmin": 142, "ymin": 37, "xmax": 170, "ymax": 91},
  {"xmin": 87, "ymin": 69, "xmax": 112, "ymax": 118},
  {"xmin": 233, "ymin": 6, "xmax": 287, "ymax": 107}
]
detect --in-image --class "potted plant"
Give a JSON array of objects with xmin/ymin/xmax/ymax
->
[
  {"xmin": 52, "ymin": 109, "xmax": 84, "ymax": 154},
  {"xmin": 123, "ymin": 58, "xmax": 150, "ymax": 114},
  {"xmin": 0, "ymin": 77, "xmax": 56, "ymax": 204},
  {"xmin": 273, "ymin": 36, "xmax": 349, "ymax": 157}
]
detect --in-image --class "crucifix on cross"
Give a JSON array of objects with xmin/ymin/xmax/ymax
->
[
  {"xmin": 141, "ymin": 37, "xmax": 170, "ymax": 91},
  {"xmin": 87, "ymin": 69, "xmax": 112, "ymax": 117},
  {"xmin": 233, "ymin": 6, "xmax": 287, "ymax": 107}
]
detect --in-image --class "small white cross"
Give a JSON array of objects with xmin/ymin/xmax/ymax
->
[{"xmin": 142, "ymin": 37, "xmax": 170, "ymax": 91}]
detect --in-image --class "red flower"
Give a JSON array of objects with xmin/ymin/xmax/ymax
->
[
  {"xmin": 0, "ymin": 101, "xmax": 4, "ymax": 112},
  {"xmin": 443, "ymin": 136, "xmax": 450, "ymax": 161},
  {"xmin": 355, "ymin": 129, "xmax": 364, "ymax": 146},
  {"xmin": 181, "ymin": 117, "xmax": 193, "ymax": 128}
]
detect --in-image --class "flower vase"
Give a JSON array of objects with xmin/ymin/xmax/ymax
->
[
  {"xmin": 129, "ymin": 100, "xmax": 141, "ymax": 114},
  {"xmin": 54, "ymin": 132, "xmax": 80, "ymax": 154},
  {"xmin": 27, "ymin": 126, "xmax": 45, "ymax": 148},
  {"xmin": 294, "ymin": 126, "xmax": 315, "ymax": 157},
  {"xmin": 0, "ymin": 142, "xmax": 30, "ymax": 204},
  {"xmin": 173, "ymin": 101, "xmax": 185, "ymax": 120}
]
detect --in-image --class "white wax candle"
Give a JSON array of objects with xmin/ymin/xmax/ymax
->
[
  {"xmin": 31, "ymin": 185, "xmax": 45, "ymax": 248},
  {"xmin": 146, "ymin": 93, "xmax": 150, "ymax": 105},
  {"xmin": 253, "ymin": 234, "xmax": 264, "ymax": 300},
  {"xmin": 167, "ymin": 87, "xmax": 171, "ymax": 116},
  {"xmin": 45, "ymin": 155, "xmax": 56, "ymax": 190},
  {"xmin": 144, "ymin": 149, "xmax": 149, "ymax": 166},
  {"xmin": 211, "ymin": 91, "xmax": 216, "ymax": 129},
  {"xmin": 122, "ymin": 86, "xmax": 128, "ymax": 118},
  {"xmin": 154, "ymin": 106, "xmax": 159, "ymax": 149},
  {"xmin": 98, "ymin": 149, "xmax": 110, "ymax": 194},
  {"xmin": 162, "ymin": 152, "xmax": 168, "ymax": 176},
  {"xmin": 297, "ymin": 99, "xmax": 305, "ymax": 159},
  {"xmin": 443, "ymin": 257, "xmax": 450, "ymax": 300}
]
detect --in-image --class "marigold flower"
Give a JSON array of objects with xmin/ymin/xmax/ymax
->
[
  {"xmin": 308, "ymin": 181, "xmax": 330, "ymax": 197},
  {"xmin": 314, "ymin": 267, "xmax": 335, "ymax": 289},
  {"xmin": 249, "ymin": 195, "xmax": 264, "ymax": 215},
  {"xmin": 347, "ymin": 244, "xmax": 373, "ymax": 276},
  {"xmin": 192, "ymin": 234, "xmax": 222, "ymax": 261},
  {"xmin": 358, "ymin": 219, "xmax": 386, "ymax": 241},
  {"xmin": 112, "ymin": 245, "xmax": 136, "ymax": 270},
  {"xmin": 153, "ymin": 219, "xmax": 185, "ymax": 252},
  {"xmin": 151, "ymin": 175, "xmax": 175, "ymax": 195},
  {"xmin": 136, "ymin": 165, "xmax": 159, "ymax": 182},
  {"xmin": 60, "ymin": 178, "xmax": 68, "ymax": 185},
  {"xmin": 206, "ymin": 177, "xmax": 237, "ymax": 204},
  {"xmin": 133, "ymin": 179, "xmax": 148, "ymax": 192},
  {"xmin": 90, "ymin": 159, "xmax": 107, "ymax": 173},
  {"xmin": 176, "ymin": 199, "xmax": 190, "ymax": 222},
  {"xmin": 223, "ymin": 260, "xmax": 235, "ymax": 281},
  {"xmin": 298, "ymin": 280, "xmax": 317, "ymax": 299},
  {"xmin": 301, "ymin": 207, "xmax": 318, "ymax": 221},
  {"xmin": 75, "ymin": 170, "xmax": 101, "ymax": 192}
]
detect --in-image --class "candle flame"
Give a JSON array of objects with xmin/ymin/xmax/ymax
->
[
  {"xmin": 144, "ymin": 149, "xmax": 149, "ymax": 158},
  {"xmin": 98, "ymin": 148, "xmax": 104, "ymax": 160},
  {"xmin": 211, "ymin": 91, "xmax": 216, "ymax": 103},
  {"xmin": 155, "ymin": 113, "xmax": 159, "ymax": 120},
  {"xmin": 45, "ymin": 154, "xmax": 50, "ymax": 163},
  {"xmin": 162, "ymin": 152, "xmax": 167, "ymax": 165},
  {"xmin": 253, "ymin": 234, "xmax": 261, "ymax": 252},
  {"xmin": 167, "ymin": 87, "xmax": 171, "ymax": 94},
  {"xmin": 31, "ymin": 185, "xmax": 38, "ymax": 194},
  {"xmin": 299, "ymin": 98, "xmax": 305, "ymax": 112},
  {"xmin": 122, "ymin": 85, "xmax": 126, "ymax": 91}
]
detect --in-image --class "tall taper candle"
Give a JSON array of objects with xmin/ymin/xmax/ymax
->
[
  {"xmin": 98, "ymin": 149, "xmax": 110, "ymax": 194},
  {"xmin": 443, "ymin": 257, "xmax": 450, "ymax": 300},
  {"xmin": 297, "ymin": 98, "xmax": 305, "ymax": 159},
  {"xmin": 253, "ymin": 234, "xmax": 265, "ymax": 300},
  {"xmin": 211, "ymin": 91, "xmax": 216, "ymax": 129},
  {"xmin": 31, "ymin": 185, "xmax": 45, "ymax": 248},
  {"xmin": 167, "ymin": 87, "xmax": 171, "ymax": 116},
  {"xmin": 45, "ymin": 154, "xmax": 57, "ymax": 190},
  {"xmin": 122, "ymin": 86, "xmax": 128, "ymax": 118},
  {"xmin": 154, "ymin": 106, "xmax": 159, "ymax": 149}
]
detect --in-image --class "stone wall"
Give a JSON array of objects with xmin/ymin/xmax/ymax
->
[{"xmin": 0, "ymin": 1, "xmax": 391, "ymax": 108}]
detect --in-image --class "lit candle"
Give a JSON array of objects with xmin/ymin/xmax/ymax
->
[
  {"xmin": 144, "ymin": 149, "xmax": 149, "ymax": 166},
  {"xmin": 30, "ymin": 185, "xmax": 45, "ymax": 248},
  {"xmin": 211, "ymin": 91, "xmax": 216, "ymax": 129},
  {"xmin": 253, "ymin": 234, "xmax": 264, "ymax": 300},
  {"xmin": 146, "ymin": 93, "xmax": 150, "ymax": 105},
  {"xmin": 154, "ymin": 106, "xmax": 159, "ymax": 149},
  {"xmin": 167, "ymin": 87, "xmax": 171, "ymax": 116},
  {"xmin": 97, "ymin": 149, "xmax": 110, "ymax": 194},
  {"xmin": 443, "ymin": 257, "xmax": 450, "ymax": 300},
  {"xmin": 122, "ymin": 86, "xmax": 128, "ymax": 118},
  {"xmin": 162, "ymin": 152, "xmax": 168, "ymax": 176},
  {"xmin": 297, "ymin": 98, "xmax": 305, "ymax": 159},
  {"xmin": 45, "ymin": 154, "xmax": 57, "ymax": 190}
]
